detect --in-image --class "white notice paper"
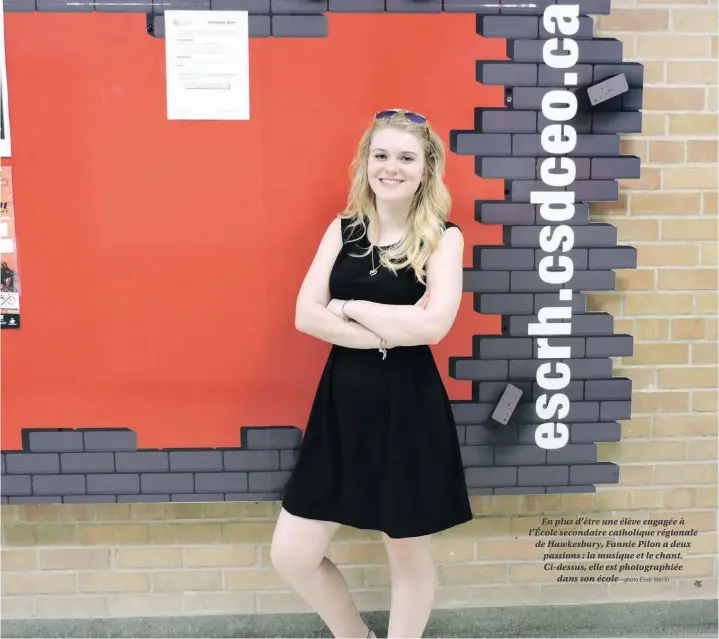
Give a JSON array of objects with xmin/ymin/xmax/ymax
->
[{"xmin": 165, "ymin": 10, "xmax": 250, "ymax": 121}]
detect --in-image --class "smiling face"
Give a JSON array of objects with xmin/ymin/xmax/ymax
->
[{"xmin": 367, "ymin": 127, "xmax": 426, "ymax": 205}]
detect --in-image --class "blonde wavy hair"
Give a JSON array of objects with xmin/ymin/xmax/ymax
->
[{"xmin": 339, "ymin": 111, "xmax": 452, "ymax": 284}]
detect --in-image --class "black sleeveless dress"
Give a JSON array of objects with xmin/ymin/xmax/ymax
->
[{"xmin": 281, "ymin": 217, "xmax": 473, "ymax": 539}]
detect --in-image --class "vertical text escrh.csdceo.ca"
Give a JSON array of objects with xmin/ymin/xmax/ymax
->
[{"xmin": 530, "ymin": 3, "xmax": 582, "ymax": 450}]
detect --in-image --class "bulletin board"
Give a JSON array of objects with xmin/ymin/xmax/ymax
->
[{"xmin": 0, "ymin": 3, "xmax": 641, "ymax": 504}]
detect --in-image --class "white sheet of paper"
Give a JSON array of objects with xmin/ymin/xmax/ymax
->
[{"xmin": 165, "ymin": 10, "xmax": 250, "ymax": 121}]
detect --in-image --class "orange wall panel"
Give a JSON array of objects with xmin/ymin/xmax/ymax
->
[{"xmin": 1, "ymin": 12, "xmax": 504, "ymax": 450}]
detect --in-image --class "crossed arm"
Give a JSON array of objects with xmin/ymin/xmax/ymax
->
[{"xmin": 294, "ymin": 217, "xmax": 464, "ymax": 349}]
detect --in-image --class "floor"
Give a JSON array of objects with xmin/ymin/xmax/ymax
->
[{"xmin": 2, "ymin": 599, "xmax": 717, "ymax": 638}]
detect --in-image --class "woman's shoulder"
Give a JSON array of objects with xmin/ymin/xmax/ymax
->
[{"xmin": 443, "ymin": 220, "xmax": 462, "ymax": 234}]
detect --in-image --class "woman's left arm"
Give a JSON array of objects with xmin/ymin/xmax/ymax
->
[{"xmin": 341, "ymin": 227, "xmax": 464, "ymax": 346}]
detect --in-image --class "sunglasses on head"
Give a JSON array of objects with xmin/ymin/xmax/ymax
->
[{"xmin": 374, "ymin": 109, "xmax": 427, "ymax": 125}]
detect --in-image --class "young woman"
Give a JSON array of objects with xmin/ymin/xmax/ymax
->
[{"xmin": 270, "ymin": 109, "xmax": 472, "ymax": 639}]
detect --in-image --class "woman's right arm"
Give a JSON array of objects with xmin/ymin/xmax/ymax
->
[{"xmin": 295, "ymin": 217, "xmax": 385, "ymax": 350}]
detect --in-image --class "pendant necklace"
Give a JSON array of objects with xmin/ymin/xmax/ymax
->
[{"xmin": 369, "ymin": 244, "xmax": 379, "ymax": 277}]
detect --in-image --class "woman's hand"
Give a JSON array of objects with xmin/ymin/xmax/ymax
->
[
  {"xmin": 327, "ymin": 299, "xmax": 348, "ymax": 320},
  {"xmin": 328, "ymin": 293, "xmax": 427, "ymax": 326}
]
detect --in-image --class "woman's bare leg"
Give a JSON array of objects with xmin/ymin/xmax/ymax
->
[
  {"xmin": 270, "ymin": 508, "xmax": 372, "ymax": 638},
  {"xmin": 383, "ymin": 533, "xmax": 436, "ymax": 638}
]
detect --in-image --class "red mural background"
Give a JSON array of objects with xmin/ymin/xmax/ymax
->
[{"xmin": 1, "ymin": 11, "xmax": 505, "ymax": 450}]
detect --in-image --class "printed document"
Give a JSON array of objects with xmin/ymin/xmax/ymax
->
[{"xmin": 165, "ymin": 10, "xmax": 250, "ymax": 120}]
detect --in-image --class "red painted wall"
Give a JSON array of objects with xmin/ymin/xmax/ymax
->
[{"xmin": 1, "ymin": 11, "xmax": 505, "ymax": 450}]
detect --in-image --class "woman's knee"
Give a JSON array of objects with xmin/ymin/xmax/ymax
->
[
  {"xmin": 270, "ymin": 509, "xmax": 334, "ymax": 575},
  {"xmin": 270, "ymin": 535, "xmax": 322, "ymax": 575},
  {"xmin": 382, "ymin": 534, "xmax": 434, "ymax": 566}
]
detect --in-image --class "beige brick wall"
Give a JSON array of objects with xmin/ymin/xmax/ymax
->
[
  {"xmin": 1, "ymin": 499, "xmax": 716, "ymax": 619},
  {"xmin": 1, "ymin": 0, "xmax": 717, "ymax": 622}
]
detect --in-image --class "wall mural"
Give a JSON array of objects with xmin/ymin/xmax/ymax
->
[{"xmin": 0, "ymin": 0, "xmax": 641, "ymax": 505}]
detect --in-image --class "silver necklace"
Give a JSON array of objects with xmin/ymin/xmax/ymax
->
[{"xmin": 369, "ymin": 244, "xmax": 379, "ymax": 276}]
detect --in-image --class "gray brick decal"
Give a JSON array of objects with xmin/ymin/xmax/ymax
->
[
  {"xmin": 328, "ymin": 0, "xmax": 384, "ymax": 11},
  {"xmin": 271, "ymin": 14, "xmax": 328, "ymax": 37},
  {"xmin": 557, "ymin": 0, "xmax": 610, "ymax": 14},
  {"xmin": 387, "ymin": 0, "xmax": 442, "ymax": 12},
  {"xmin": 83, "ymin": 428, "xmax": 137, "ymax": 452},
  {"xmin": 5, "ymin": 0, "xmax": 34, "ymax": 10},
  {"xmin": 508, "ymin": 312, "xmax": 614, "ymax": 335},
  {"xmin": 539, "ymin": 64, "xmax": 593, "ymax": 86},
  {"xmin": 152, "ymin": 0, "xmax": 209, "ymax": 12},
  {"xmin": 2, "ymin": 0, "xmax": 638, "ymax": 502},
  {"xmin": 444, "ymin": 0, "xmax": 499, "ymax": 13},
  {"xmin": 449, "ymin": 0, "xmax": 639, "ymax": 493},
  {"xmin": 61, "ymin": 452, "xmax": 115, "ymax": 473},
  {"xmin": 5, "ymin": 453, "xmax": 60, "ymax": 474},
  {"xmin": 476, "ymin": 16, "xmax": 539, "ymax": 38},
  {"xmin": 23, "ymin": 430, "xmax": 84, "ymax": 453},
  {"xmin": 208, "ymin": 0, "xmax": 269, "ymax": 11},
  {"xmin": 538, "ymin": 15, "xmax": 594, "ymax": 38},
  {"xmin": 475, "ymin": 109, "xmax": 537, "ymax": 133},
  {"xmin": 95, "ymin": 0, "xmax": 153, "ymax": 11},
  {"xmin": 271, "ymin": 0, "xmax": 327, "ymax": 13},
  {"xmin": 477, "ymin": 63, "xmax": 538, "ymax": 86},
  {"xmin": 35, "ymin": 0, "xmax": 92, "ymax": 11},
  {"xmin": 1, "ymin": 426, "xmax": 305, "ymax": 503},
  {"xmin": 506, "ymin": 38, "xmax": 623, "ymax": 64}
]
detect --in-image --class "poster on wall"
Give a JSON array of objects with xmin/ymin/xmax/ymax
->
[
  {"xmin": 0, "ymin": 166, "xmax": 19, "ymax": 329},
  {"xmin": 0, "ymin": 0, "xmax": 11, "ymax": 158},
  {"xmin": 164, "ymin": 10, "xmax": 250, "ymax": 121}
]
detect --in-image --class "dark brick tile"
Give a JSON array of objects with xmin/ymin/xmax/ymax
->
[
  {"xmin": 465, "ymin": 424, "xmax": 519, "ymax": 446},
  {"xmin": 1, "ymin": 475, "xmax": 32, "ymax": 496},
  {"xmin": 87, "ymin": 474, "xmax": 140, "ymax": 495},
  {"xmin": 33, "ymin": 474, "xmax": 86, "ymax": 495},
  {"xmin": 24, "ymin": 430, "xmax": 83, "ymax": 453},
  {"xmin": 5, "ymin": 453, "xmax": 60, "ymax": 474},
  {"xmin": 140, "ymin": 473, "xmax": 193, "ymax": 494},
  {"xmin": 271, "ymin": 14, "xmax": 328, "ymax": 37},
  {"xmin": 195, "ymin": 472, "xmax": 249, "ymax": 493},
  {"xmin": 115, "ymin": 452, "xmax": 169, "ymax": 473},
  {"xmin": 83, "ymin": 429, "xmax": 137, "ymax": 452},
  {"xmin": 169, "ymin": 451, "xmax": 223, "ymax": 472},
  {"xmin": 224, "ymin": 450, "xmax": 280, "ymax": 472},
  {"xmin": 451, "ymin": 402, "xmax": 494, "ymax": 424},
  {"xmin": 460, "ymin": 446, "xmax": 494, "ymax": 466},
  {"xmin": 570, "ymin": 422, "xmax": 621, "ymax": 443},
  {"xmin": 475, "ymin": 293, "xmax": 535, "ymax": 315},
  {"xmin": 569, "ymin": 462, "xmax": 619, "ymax": 484},
  {"xmin": 248, "ymin": 471, "xmax": 292, "ymax": 492},
  {"xmin": 518, "ymin": 465, "xmax": 569, "ymax": 486},
  {"xmin": 449, "ymin": 358, "xmax": 509, "ymax": 381},
  {"xmin": 61, "ymin": 452, "xmax": 115, "ymax": 474},
  {"xmin": 494, "ymin": 445, "xmax": 546, "ymax": 465},
  {"xmin": 241, "ymin": 426, "xmax": 302, "ymax": 451},
  {"xmin": 466, "ymin": 466, "xmax": 517, "ymax": 488}
]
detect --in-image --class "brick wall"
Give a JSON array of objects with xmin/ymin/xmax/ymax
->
[
  {"xmin": 1, "ymin": 497, "xmax": 716, "ymax": 619},
  {"xmin": 1, "ymin": 0, "xmax": 717, "ymax": 622}
]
